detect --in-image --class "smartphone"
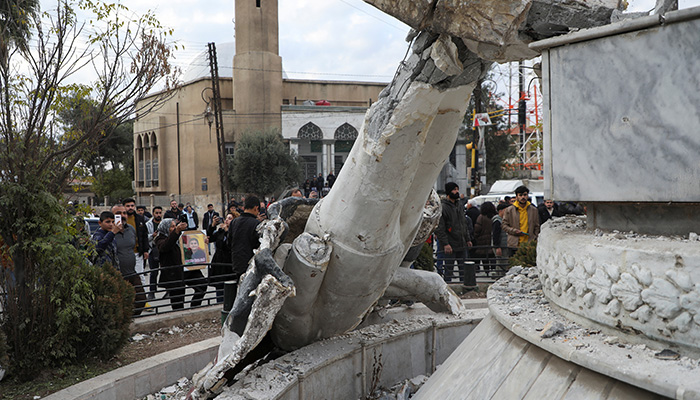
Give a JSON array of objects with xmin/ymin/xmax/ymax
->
[
  {"xmin": 178, "ymin": 214, "xmax": 188, "ymax": 224},
  {"xmin": 115, "ymin": 214, "xmax": 122, "ymax": 224}
]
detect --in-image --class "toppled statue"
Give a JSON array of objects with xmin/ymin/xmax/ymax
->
[{"xmin": 190, "ymin": 0, "xmax": 622, "ymax": 397}]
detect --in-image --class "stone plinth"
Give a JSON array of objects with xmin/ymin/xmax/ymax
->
[{"xmin": 536, "ymin": 6, "xmax": 700, "ymax": 234}]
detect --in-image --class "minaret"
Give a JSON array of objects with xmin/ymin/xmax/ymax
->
[{"xmin": 233, "ymin": 0, "xmax": 283, "ymax": 139}]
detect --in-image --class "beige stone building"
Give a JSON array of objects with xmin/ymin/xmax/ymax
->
[{"xmin": 133, "ymin": 0, "xmax": 387, "ymax": 210}]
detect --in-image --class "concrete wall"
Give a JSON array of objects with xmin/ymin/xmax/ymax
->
[
  {"xmin": 134, "ymin": 78, "xmax": 235, "ymax": 199},
  {"xmin": 220, "ymin": 311, "xmax": 487, "ymax": 399}
]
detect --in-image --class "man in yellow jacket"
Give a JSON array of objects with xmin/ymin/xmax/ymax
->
[{"xmin": 502, "ymin": 185, "xmax": 540, "ymax": 255}]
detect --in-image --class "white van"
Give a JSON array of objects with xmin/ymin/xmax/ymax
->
[{"xmin": 469, "ymin": 192, "xmax": 544, "ymax": 208}]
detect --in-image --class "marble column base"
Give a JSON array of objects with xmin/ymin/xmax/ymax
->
[{"xmin": 538, "ymin": 216, "xmax": 700, "ymax": 356}]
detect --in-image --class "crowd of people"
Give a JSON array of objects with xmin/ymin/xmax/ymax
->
[
  {"xmin": 83, "ymin": 174, "xmax": 581, "ymax": 315},
  {"xmin": 84, "ymin": 172, "xmax": 342, "ymax": 316},
  {"xmin": 301, "ymin": 171, "xmax": 336, "ymax": 199},
  {"xmin": 434, "ymin": 182, "xmax": 583, "ymax": 288},
  {"xmin": 88, "ymin": 196, "xmax": 269, "ymax": 314}
]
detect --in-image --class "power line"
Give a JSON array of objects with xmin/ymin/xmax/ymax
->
[{"xmin": 334, "ymin": 0, "xmax": 408, "ymax": 32}]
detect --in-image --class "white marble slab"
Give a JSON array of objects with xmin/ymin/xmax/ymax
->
[{"xmin": 543, "ymin": 16, "xmax": 700, "ymax": 202}]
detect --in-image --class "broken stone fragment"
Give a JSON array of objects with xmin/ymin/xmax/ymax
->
[
  {"xmin": 540, "ymin": 320, "xmax": 566, "ymax": 338},
  {"xmin": 654, "ymin": 349, "xmax": 680, "ymax": 360}
]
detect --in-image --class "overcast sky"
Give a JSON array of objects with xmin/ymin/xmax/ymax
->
[
  {"xmin": 36, "ymin": 0, "xmax": 700, "ymax": 102},
  {"xmin": 43, "ymin": 0, "xmax": 698, "ymax": 84}
]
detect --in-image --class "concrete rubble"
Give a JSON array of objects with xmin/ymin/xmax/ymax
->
[{"xmin": 488, "ymin": 266, "xmax": 700, "ymax": 397}]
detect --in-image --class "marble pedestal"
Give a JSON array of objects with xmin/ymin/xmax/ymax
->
[{"xmin": 536, "ymin": 6, "xmax": 700, "ymax": 235}]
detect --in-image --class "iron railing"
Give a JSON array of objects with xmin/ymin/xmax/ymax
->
[{"xmin": 126, "ymin": 262, "xmax": 236, "ymax": 318}]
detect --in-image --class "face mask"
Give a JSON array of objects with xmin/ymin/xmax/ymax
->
[{"xmin": 448, "ymin": 192, "xmax": 460, "ymax": 200}]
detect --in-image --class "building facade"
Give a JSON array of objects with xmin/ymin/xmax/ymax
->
[{"xmin": 133, "ymin": 0, "xmax": 386, "ymax": 210}]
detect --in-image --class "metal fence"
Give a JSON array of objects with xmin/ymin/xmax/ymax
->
[
  {"xmin": 127, "ymin": 244, "xmax": 517, "ymax": 317},
  {"xmin": 129, "ymin": 262, "xmax": 236, "ymax": 318},
  {"xmin": 433, "ymin": 244, "xmax": 517, "ymax": 285}
]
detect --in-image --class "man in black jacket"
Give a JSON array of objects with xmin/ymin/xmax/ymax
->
[
  {"xmin": 538, "ymin": 199, "xmax": 562, "ymax": 225},
  {"xmin": 164, "ymin": 199, "xmax": 184, "ymax": 220},
  {"xmin": 435, "ymin": 182, "xmax": 475, "ymax": 289},
  {"xmin": 202, "ymin": 203, "xmax": 219, "ymax": 235},
  {"xmin": 228, "ymin": 196, "xmax": 262, "ymax": 279}
]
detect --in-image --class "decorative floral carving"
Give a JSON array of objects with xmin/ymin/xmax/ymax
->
[
  {"xmin": 611, "ymin": 273, "xmax": 643, "ymax": 311},
  {"xmin": 603, "ymin": 263, "xmax": 620, "ymax": 281},
  {"xmin": 666, "ymin": 269, "xmax": 693, "ymax": 292},
  {"xmin": 552, "ymin": 281, "xmax": 562, "ymax": 296},
  {"xmin": 630, "ymin": 264, "xmax": 652, "ymax": 286},
  {"xmin": 569, "ymin": 265, "xmax": 589, "ymax": 297},
  {"xmin": 630, "ymin": 305, "xmax": 652, "ymax": 323},
  {"xmin": 669, "ymin": 312, "xmax": 693, "ymax": 333},
  {"xmin": 605, "ymin": 298, "xmax": 621, "ymax": 317},
  {"xmin": 641, "ymin": 278, "xmax": 682, "ymax": 319},
  {"xmin": 540, "ymin": 234, "xmax": 700, "ymax": 339},
  {"xmin": 680, "ymin": 289, "xmax": 700, "ymax": 314},
  {"xmin": 587, "ymin": 269, "xmax": 613, "ymax": 304},
  {"xmin": 582, "ymin": 257, "xmax": 596, "ymax": 275},
  {"xmin": 563, "ymin": 254, "xmax": 575, "ymax": 271}
]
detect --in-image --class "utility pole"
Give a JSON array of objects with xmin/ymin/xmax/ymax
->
[{"xmin": 208, "ymin": 43, "xmax": 229, "ymax": 215}]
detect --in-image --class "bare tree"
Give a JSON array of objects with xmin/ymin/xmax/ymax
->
[{"xmin": 0, "ymin": 0, "xmax": 179, "ymax": 372}]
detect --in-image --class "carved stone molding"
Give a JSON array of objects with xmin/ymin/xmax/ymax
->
[{"xmin": 537, "ymin": 217, "xmax": 700, "ymax": 352}]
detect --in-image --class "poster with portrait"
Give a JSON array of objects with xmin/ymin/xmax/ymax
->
[{"xmin": 179, "ymin": 230, "xmax": 208, "ymax": 270}]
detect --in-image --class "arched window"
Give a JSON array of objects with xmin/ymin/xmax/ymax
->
[
  {"xmin": 298, "ymin": 122, "xmax": 322, "ymax": 140},
  {"xmin": 136, "ymin": 135, "xmax": 143, "ymax": 149},
  {"xmin": 334, "ymin": 123, "xmax": 358, "ymax": 140},
  {"xmin": 149, "ymin": 132, "xmax": 157, "ymax": 147}
]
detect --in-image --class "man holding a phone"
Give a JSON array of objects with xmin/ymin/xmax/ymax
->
[
  {"xmin": 111, "ymin": 204, "xmax": 148, "ymax": 316},
  {"xmin": 502, "ymin": 185, "xmax": 540, "ymax": 254}
]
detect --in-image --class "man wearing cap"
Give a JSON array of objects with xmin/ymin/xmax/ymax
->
[{"xmin": 435, "ymin": 182, "xmax": 475, "ymax": 289}]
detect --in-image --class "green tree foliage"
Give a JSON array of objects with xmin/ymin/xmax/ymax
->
[
  {"xmin": 58, "ymin": 96, "xmax": 134, "ymax": 199},
  {"xmin": 509, "ymin": 240, "xmax": 537, "ymax": 269},
  {"xmin": 91, "ymin": 168, "xmax": 134, "ymax": 201},
  {"xmin": 229, "ymin": 129, "xmax": 303, "ymax": 196},
  {"xmin": 0, "ymin": 0, "xmax": 178, "ymax": 380},
  {"xmin": 459, "ymin": 74, "xmax": 517, "ymax": 184},
  {"xmin": 0, "ymin": 0, "xmax": 39, "ymax": 67},
  {"xmin": 0, "ymin": 191, "xmax": 134, "ymax": 379},
  {"xmin": 412, "ymin": 242, "xmax": 436, "ymax": 272}
]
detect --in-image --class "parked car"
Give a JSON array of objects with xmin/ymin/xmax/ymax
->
[{"xmin": 84, "ymin": 217, "xmax": 100, "ymax": 235}]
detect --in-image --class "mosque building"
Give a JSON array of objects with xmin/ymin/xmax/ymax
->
[{"xmin": 132, "ymin": 0, "xmax": 387, "ymax": 207}]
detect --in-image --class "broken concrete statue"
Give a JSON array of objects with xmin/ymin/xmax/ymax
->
[{"xmin": 191, "ymin": 0, "xmax": 623, "ymax": 397}]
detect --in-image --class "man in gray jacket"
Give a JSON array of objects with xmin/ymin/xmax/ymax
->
[
  {"xmin": 435, "ymin": 182, "xmax": 475, "ymax": 289},
  {"xmin": 112, "ymin": 204, "xmax": 147, "ymax": 315}
]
